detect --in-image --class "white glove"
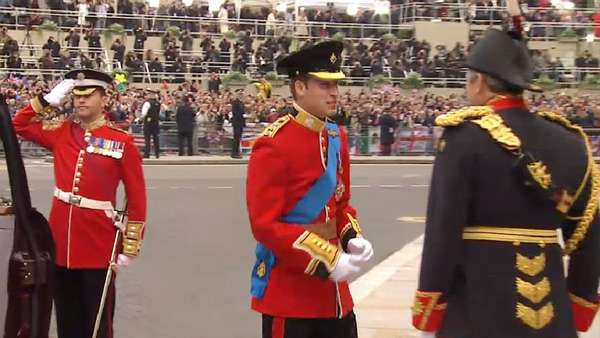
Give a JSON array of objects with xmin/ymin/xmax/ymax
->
[
  {"xmin": 43, "ymin": 79, "xmax": 75, "ymax": 107},
  {"xmin": 329, "ymin": 253, "xmax": 362, "ymax": 282},
  {"xmin": 347, "ymin": 237, "xmax": 374, "ymax": 262},
  {"xmin": 112, "ymin": 254, "xmax": 134, "ymax": 274},
  {"xmin": 419, "ymin": 332, "xmax": 436, "ymax": 338}
]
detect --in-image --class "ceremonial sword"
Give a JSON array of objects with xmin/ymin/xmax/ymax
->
[{"xmin": 92, "ymin": 197, "xmax": 128, "ymax": 338}]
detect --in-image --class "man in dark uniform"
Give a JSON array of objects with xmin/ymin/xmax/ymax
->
[
  {"xmin": 379, "ymin": 111, "xmax": 396, "ymax": 156},
  {"xmin": 141, "ymin": 89, "xmax": 161, "ymax": 158},
  {"xmin": 412, "ymin": 2, "xmax": 600, "ymax": 337},
  {"xmin": 176, "ymin": 95, "xmax": 195, "ymax": 156},
  {"xmin": 231, "ymin": 88, "xmax": 246, "ymax": 159}
]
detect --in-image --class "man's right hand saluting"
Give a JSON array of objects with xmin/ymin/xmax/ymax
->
[{"xmin": 43, "ymin": 79, "xmax": 75, "ymax": 107}]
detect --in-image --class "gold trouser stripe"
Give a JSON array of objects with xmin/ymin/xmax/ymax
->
[{"xmin": 463, "ymin": 226, "xmax": 558, "ymax": 244}]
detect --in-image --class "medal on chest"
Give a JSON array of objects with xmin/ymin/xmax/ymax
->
[{"xmin": 86, "ymin": 136, "xmax": 125, "ymax": 159}]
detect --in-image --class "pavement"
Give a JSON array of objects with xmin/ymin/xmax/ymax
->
[{"xmin": 42, "ymin": 155, "xmax": 600, "ymax": 165}]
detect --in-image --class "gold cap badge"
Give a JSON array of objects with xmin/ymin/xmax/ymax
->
[{"xmin": 330, "ymin": 53, "xmax": 337, "ymax": 64}]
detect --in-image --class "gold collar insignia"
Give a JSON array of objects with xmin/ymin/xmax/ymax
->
[
  {"xmin": 293, "ymin": 102, "xmax": 325, "ymax": 133},
  {"xmin": 76, "ymin": 116, "xmax": 107, "ymax": 131}
]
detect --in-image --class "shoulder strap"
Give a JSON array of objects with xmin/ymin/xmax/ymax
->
[{"xmin": 260, "ymin": 115, "xmax": 291, "ymax": 138}]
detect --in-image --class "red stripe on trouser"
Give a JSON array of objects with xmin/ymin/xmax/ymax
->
[{"xmin": 272, "ymin": 317, "xmax": 285, "ymax": 338}]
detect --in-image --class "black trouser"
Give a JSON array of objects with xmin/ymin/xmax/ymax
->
[
  {"xmin": 54, "ymin": 267, "xmax": 116, "ymax": 338},
  {"xmin": 231, "ymin": 132, "xmax": 241, "ymax": 157},
  {"xmin": 178, "ymin": 131, "xmax": 193, "ymax": 156},
  {"xmin": 144, "ymin": 124, "xmax": 160, "ymax": 158},
  {"xmin": 262, "ymin": 311, "xmax": 358, "ymax": 338}
]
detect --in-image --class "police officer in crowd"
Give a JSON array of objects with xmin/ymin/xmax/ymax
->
[{"xmin": 140, "ymin": 89, "xmax": 161, "ymax": 158}]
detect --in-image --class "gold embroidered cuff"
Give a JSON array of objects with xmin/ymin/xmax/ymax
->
[
  {"xmin": 31, "ymin": 95, "xmax": 56, "ymax": 118},
  {"xmin": 122, "ymin": 221, "xmax": 145, "ymax": 257},
  {"xmin": 412, "ymin": 291, "xmax": 447, "ymax": 331},
  {"xmin": 569, "ymin": 293, "xmax": 600, "ymax": 310},
  {"xmin": 125, "ymin": 221, "xmax": 144, "ymax": 240},
  {"xmin": 293, "ymin": 231, "xmax": 340, "ymax": 273},
  {"xmin": 122, "ymin": 238, "xmax": 141, "ymax": 256}
]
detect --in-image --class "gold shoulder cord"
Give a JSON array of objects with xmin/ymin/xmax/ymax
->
[
  {"xmin": 434, "ymin": 106, "xmax": 495, "ymax": 127},
  {"xmin": 537, "ymin": 112, "xmax": 600, "ymax": 255}
]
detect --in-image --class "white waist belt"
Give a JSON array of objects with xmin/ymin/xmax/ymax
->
[{"xmin": 54, "ymin": 188, "xmax": 114, "ymax": 211}]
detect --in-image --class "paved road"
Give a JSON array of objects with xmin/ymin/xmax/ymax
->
[{"xmin": 0, "ymin": 162, "xmax": 432, "ymax": 338}]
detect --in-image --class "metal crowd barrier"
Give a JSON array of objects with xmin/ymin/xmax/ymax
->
[{"xmin": 10, "ymin": 124, "xmax": 600, "ymax": 158}]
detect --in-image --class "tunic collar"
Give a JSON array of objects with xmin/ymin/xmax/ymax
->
[
  {"xmin": 76, "ymin": 115, "xmax": 107, "ymax": 131},
  {"xmin": 487, "ymin": 95, "xmax": 528, "ymax": 111},
  {"xmin": 293, "ymin": 102, "xmax": 326, "ymax": 133}
]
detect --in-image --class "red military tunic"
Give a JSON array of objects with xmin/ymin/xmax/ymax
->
[
  {"xmin": 246, "ymin": 103, "xmax": 363, "ymax": 319},
  {"xmin": 13, "ymin": 96, "xmax": 147, "ymax": 269}
]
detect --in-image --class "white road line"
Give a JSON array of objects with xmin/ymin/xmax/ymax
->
[
  {"xmin": 208, "ymin": 186, "xmax": 234, "ymax": 189},
  {"xmin": 412, "ymin": 184, "xmax": 429, "ymax": 188},
  {"xmin": 350, "ymin": 185, "xmax": 371, "ymax": 188},
  {"xmin": 350, "ymin": 234, "xmax": 424, "ymax": 304},
  {"xmin": 147, "ymin": 187, "xmax": 157, "ymax": 190},
  {"xmin": 403, "ymin": 174, "xmax": 419, "ymax": 178},
  {"xmin": 379, "ymin": 184, "xmax": 403, "ymax": 188}
]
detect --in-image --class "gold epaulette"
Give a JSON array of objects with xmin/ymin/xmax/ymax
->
[
  {"xmin": 434, "ymin": 106, "xmax": 495, "ymax": 127},
  {"xmin": 260, "ymin": 115, "xmax": 291, "ymax": 138},
  {"xmin": 107, "ymin": 122, "xmax": 131, "ymax": 135},
  {"xmin": 41, "ymin": 120, "xmax": 63, "ymax": 131}
]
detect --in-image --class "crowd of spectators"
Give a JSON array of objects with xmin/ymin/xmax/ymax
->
[
  {"xmin": 0, "ymin": 0, "xmax": 597, "ymax": 86},
  {"xmin": 1, "ymin": 76, "xmax": 598, "ymax": 132}
]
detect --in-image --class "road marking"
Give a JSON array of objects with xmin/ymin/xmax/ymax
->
[
  {"xmin": 397, "ymin": 216, "xmax": 426, "ymax": 223},
  {"xmin": 379, "ymin": 184, "xmax": 403, "ymax": 188},
  {"xmin": 403, "ymin": 174, "xmax": 419, "ymax": 178},
  {"xmin": 351, "ymin": 185, "xmax": 371, "ymax": 188},
  {"xmin": 147, "ymin": 187, "xmax": 157, "ymax": 190},
  {"xmin": 208, "ymin": 186, "xmax": 234, "ymax": 189},
  {"xmin": 350, "ymin": 234, "xmax": 424, "ymax": 304},
  {"xmin": 412, "ymin": 184, "xmax": 429, "ymax": 188}
]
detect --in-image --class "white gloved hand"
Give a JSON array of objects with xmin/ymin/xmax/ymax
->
[
  {"xmin": 112, "ymin": 254, "xmax": 134, "ymax": 274},
  {"xmin": 43, "ymin": 79, "xmax": 75, "ymax": 107},
  {"xmin": 329, "ymin": 253, "xmax": 362, "ymax": 282},
  {"xmin": 419, "ymin": 332, "xmax": 436, "ymax": 338},
  {"xmin": 347, "ymin": 237, "xmax": 374, "ymax": 262}
]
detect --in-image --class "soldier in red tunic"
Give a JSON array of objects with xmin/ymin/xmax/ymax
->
[
  {"xmin": 12, "ymin": 69, "xmax": 147, "ymax": 338},
  {"xmin": 246, "ymin": 41, "xmax": 374, "ymax": 338}
]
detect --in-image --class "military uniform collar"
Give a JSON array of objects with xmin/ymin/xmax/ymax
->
[
  {"xmin": 76, "ymin": 116, "xmax": 107, "ymax": 131},
  {"xmin": 293, "ymin": 102, "xmax": 326, "ymax": 133},
  {"xmin": 487, "ymin": 95, "xmax": 528, "ymax": 111}
]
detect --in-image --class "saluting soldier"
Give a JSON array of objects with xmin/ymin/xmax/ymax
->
[
  {"xmin": 412, "ymin": 2, "xmax": 600, "ymax": 337},
  {"xmin": 246, "ymin": 41, "xmax": 375, "ymax": 338},
  {"xmin": 12, "ymin": 69, "xmax": 147, "ymax": 338}
]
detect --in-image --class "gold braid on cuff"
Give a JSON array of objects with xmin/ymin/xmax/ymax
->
[
  {"xmin": 122, "ymin": 221, "xmax": 144, "ymax": 257},
  {"xmin": 30, "ymin": 96, "xmax": 56, "ymax": 120}
]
